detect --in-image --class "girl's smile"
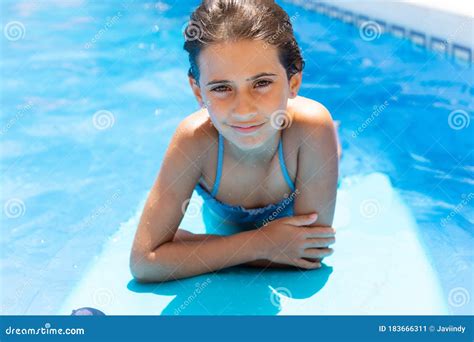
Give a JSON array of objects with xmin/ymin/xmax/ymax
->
[{"xmin": 229, "ymin": 121, "xmax": 266, "ymax": 134}]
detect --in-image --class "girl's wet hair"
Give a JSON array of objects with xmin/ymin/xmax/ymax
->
[{"xmin": 183, "ymin": 0, "xmax": 305, "ymax": 85}]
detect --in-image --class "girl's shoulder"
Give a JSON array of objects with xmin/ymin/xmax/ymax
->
[
  {"xmin": 173, "ymin": 108, "xmax": 217, "ymax": 162},
  {"xmin": 288, "ymin": 96, "xmax": 333, "ymax": 129},
  {"xmin": 286, "ymin": 96, "xmax": 336, "ymax": 147},
  {"xmin": 182, "ymin": 107, "xmax": 216, "ymax": 141}
]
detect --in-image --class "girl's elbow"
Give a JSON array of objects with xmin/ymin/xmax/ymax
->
[
  {"xmin": 129, "ymin": 252, "xmax": 149, "ymax": 282},
  {"xmin": 129, "ymin": 250, "xmax": 169, "ymax": 283}
]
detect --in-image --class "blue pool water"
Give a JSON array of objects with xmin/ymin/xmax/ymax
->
[{"xmin": 1, "ymin": 0, "xmax": 472, "ymax": 315}]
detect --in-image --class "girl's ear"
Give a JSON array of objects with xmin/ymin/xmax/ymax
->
[
  {"xmin": 288, "ymin": 72, "xmax": 302, "ymax": 99},
  {"xmin": 188, "ymin": 76, "xmax": 205, "ymax": 107}
]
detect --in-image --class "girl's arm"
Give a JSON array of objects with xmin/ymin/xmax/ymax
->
[
  {"xmin": 293, "ymin": 103, "xmax": 339, "ymax": 228},
  {"xmin": 173, "ymin": 229, "xmax": 292, "ymax": 268},
  {"xmin": 129, "ymin": 116, "xmax": 265, "ymax": 283},
  {"xmin": 136, "ymin": 229, "xmax": 263, "ymax": 282}
]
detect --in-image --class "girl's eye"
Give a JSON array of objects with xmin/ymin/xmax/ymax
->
[
  {"xmin": 211, "ymin": 85, "xmax": 231, "ymax": 93},
  {"xmin": 255, "ymin": 80, "xmax": 272, "ymax": 88}
]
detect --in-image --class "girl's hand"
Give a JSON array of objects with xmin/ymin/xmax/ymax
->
[{"xmin": 257, "ymin": 213, "xmax": 336, "ymax": 269}]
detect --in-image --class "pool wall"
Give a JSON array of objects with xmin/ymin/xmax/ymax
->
[{"xmin": 283, "ymin": 0, "xmax": 474, "ymax": 62}]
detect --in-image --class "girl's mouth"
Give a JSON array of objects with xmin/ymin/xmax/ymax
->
[{"xmin": 230, "ymin": 122, "xmax": 266, "ymax": 134}]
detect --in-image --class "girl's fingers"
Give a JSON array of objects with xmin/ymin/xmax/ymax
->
[
  {"xmin": 303, "ymin": 237, "xmax": 336, "ymax": 248},
  {"xmin": 293, "ymin": 258, "xmax": 321, "ymax": 269},
  {"xmin": 285, "ymin": 213, "xmax": 318, "ymax": 226},
  {"xmin": 301, "ymin": 248, "xmax": 334, "ymax": 259},
  {"xmin": 303, "ymin": 227, "xmax": 336, "ymax": 238}
]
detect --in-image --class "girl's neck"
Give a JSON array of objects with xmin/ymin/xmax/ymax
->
[{"xmin": 225, "ymin": 130, "xmax": 281, "ymax": 166}]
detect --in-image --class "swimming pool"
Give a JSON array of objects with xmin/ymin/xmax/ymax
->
[{"xmin": 1, "ymin": 0, "xmax": 472, "ymax": 315}]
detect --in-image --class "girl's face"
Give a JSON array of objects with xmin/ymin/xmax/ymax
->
[{"xmin": 189, "ymin": 39, "xmax": 302, "ymax": 151}]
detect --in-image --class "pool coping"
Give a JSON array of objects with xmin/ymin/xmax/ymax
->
[{"xmin": 283, "ymin": 0, "xmax": 473, "ymax": 63}]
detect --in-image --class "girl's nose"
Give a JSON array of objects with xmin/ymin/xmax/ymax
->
[{"xmin": 233, "ymin": 95, "xmax": 256, "ymax": 118}]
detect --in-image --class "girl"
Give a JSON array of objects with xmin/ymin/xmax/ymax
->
[{"xmin": 130, "ymin": 0, "xmax": 339, "ymax": 282}]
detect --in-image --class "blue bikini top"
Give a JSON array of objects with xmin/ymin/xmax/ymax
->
[{"xmin": 195, "ymin": 132, "xmax": 296, "ymax": 229}]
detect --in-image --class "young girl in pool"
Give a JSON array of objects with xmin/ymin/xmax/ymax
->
[{"xmin": 130, "ymin": 0, "xmax": 339, "ymax": 282}]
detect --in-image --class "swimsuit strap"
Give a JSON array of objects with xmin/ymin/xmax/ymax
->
[
  {"xmin": 278, "ymin": 134, "xmax": 296, "ymax": 192},
  {"xmin": 211, "ymin": 132, "xmax": 295, "ymax": 196},
  {"xmin": 210, "ymin": 132, "xmax": 224, "ymax": 197}
]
